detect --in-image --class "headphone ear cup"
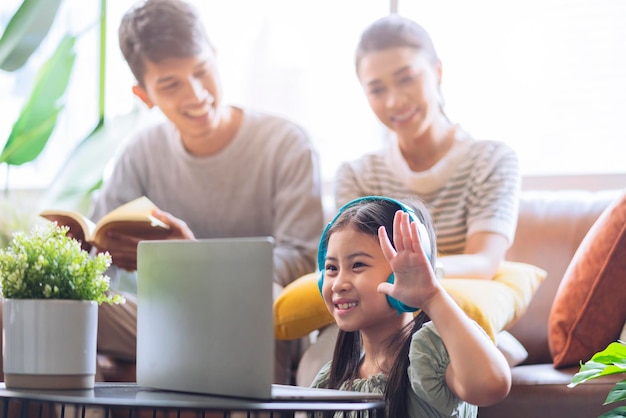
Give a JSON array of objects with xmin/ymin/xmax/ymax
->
[
  {"xmin": 317, "ymin": 271, "xmax": 324, "ymax": 295},
  {"xmin": 385, "ymin": 273, "xmax": 419, "ymax": 313}
]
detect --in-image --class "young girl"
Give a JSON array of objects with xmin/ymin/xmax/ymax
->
[{"xmin": 313, "ymin": 196, "xmax": 511, "ymax": 417}]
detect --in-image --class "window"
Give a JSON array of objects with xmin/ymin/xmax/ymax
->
[{"xmin": 398, "ymin": 0, "xmax": 626, "ymax": 176}]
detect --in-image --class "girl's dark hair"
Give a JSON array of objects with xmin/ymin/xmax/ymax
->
[
  {"xmin": 118, "ymin": 0, "xmax": 210, "ymax": 86},
  {"xmin": 324, "ymin": 197, "xmax": 436, "ymax": 417},
  {"xmin": 355, "ymin": 14, "xmax": 439, "ymax": 71}
]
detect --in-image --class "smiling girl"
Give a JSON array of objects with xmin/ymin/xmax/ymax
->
[{"xmin": 313, "ymin": 196, "xmax": 511, "ymax": 417}]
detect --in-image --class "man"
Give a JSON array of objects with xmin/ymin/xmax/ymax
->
[{"xmin": 93, "ymin": 0, "xmax": 324, "ymax": 384}]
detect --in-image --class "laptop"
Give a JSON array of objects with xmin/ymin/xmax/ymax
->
[
  {"xmin": 137, "ymin": 237, "xmax": 275, "ymax": 399},
  {"xmin": 136, "ymin": 237, "xmax": 383, "ymax": 402}
]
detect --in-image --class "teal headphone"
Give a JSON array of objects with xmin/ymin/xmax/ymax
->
[{"xmin": 317, "ymin": 196, "xmax": 432, "ymax": 314}]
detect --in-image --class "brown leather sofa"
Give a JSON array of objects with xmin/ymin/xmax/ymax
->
[{"xmin": 295, "ymin": 187, "xmax": 625, "ymax": 418}]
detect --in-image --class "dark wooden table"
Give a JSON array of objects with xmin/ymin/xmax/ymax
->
[{"xmin": 0, "ymin": 382, "xmax": 385, "ymax": 417}]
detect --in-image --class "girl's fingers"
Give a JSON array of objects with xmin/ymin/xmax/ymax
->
[
  {"xmin": 401, "ymin": 212, "xmax": 413, "ymax": 250},
  {"xmin": 393, "ymin": 210, "xmax": 416, "ymax": 254},
  {"xmin": 378, "ymin": 226, "xmax": 396, "ymax": 261},
  {"xmin": 392, "ymin": 210, "xmax": 404, "ymax": 251},
  {"xmin": 410, "ymin": 220, "xmax": 423, "ymax": 255}
]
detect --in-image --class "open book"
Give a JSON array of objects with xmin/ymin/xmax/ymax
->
[{"xmin": 40, "ymin": 196, "xmax": 171, "ymax": 252}]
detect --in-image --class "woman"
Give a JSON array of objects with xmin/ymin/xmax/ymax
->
[{"xmin": 336, "ymin": 14, "xmax": 521, "ymax": 280}]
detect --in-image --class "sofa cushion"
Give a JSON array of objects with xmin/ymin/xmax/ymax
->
[
  {"xmin": 441, "ymin": 261, "xmax": 545, "ymax": 342},
  {"xmin": 274, "ymin": 272, "xmax": 335, "ymax": 341},
  {"xmin": 496, "ymin": 330, "xmax": 529, "ymax": 367},
  {"xmin": 275, "ymin": 261, "xmax": 545, "ymax": 342},
  {"xmin": 548, "ymin": 190, "xmax": 626, "ymax": 368}
]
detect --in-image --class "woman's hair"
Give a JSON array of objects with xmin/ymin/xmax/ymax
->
[
  {"xmin": 355, "ymin": 14, "xmax": 439, "ymax": 71},
  {"xmin": 324, "ymin": 197, "xmax": 436, "ymax": 417},
  {"xmin": 118, "ymin": 0, "xmax": 211, "ymax": 86}
]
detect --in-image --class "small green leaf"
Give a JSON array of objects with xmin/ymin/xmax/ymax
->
[
  {"xmin": 599, "ymin": 405, "xmax": 626, "ymax": 418},
  {"xmin": 570, "ymin": 342, "xmax": 626, "ymax": 387},
  {"xmin": 606, "ymin": 380, "xmax": 626, "ymax": 405},
  {"xmin": 0, "ymin": 34, "xmax": 76, "ymax": 166},
  {"xmin": 0, "ymin": 0, "xmax": 64, "ymax": 71}
]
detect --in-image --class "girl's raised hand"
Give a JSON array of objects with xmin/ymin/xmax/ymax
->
[{"xmin": 377, "ymin": 210, "xmax": 441, "ymax": 309}]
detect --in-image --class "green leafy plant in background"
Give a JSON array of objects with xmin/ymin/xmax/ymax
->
[
  {"xmin": 0, "ymin": 0, "xmax": 61, "ymax": 71},
  {"xmin": 569, "ymin": 341, "xmax": 626, "ymax": 418},
  {"xmin": 0, "ymin": 0, "xmax": 75, "ymax": 246},
  {"xmin": 0, "ymin": 0, "xmax": 75, "ymax": 173},
  {"xmin": 32, "ymin": 0, "xmax": 152, "ymax": 217},
  {"xmin": 1, "ymin": 0, "xmax": 147, "ymax": 220},
  {"xmin": 0, "ymin": 0, "xmax": 145, "ymax": 248}
]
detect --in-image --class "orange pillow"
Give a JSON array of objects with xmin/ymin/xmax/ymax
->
[{"xmin": 548, "ymin": 191, "xmax": 626, "ymax": 368}]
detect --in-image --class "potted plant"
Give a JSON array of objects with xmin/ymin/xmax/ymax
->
[
  {"xmin": 569, "ymin": 340, "xmax": 626, "ymax": 418},
  {"xmin": 0, "ymin": 221, "xmax": 124, "ymax": 389}
]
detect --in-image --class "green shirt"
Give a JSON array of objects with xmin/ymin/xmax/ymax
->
[{"xmin": 310, "ymin": 322, "xmax": 478, "ymax": 418}]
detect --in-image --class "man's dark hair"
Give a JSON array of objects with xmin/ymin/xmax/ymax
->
[{"xmin": 118, "ymin": 0, "xmax": 210, "ymax": 86}]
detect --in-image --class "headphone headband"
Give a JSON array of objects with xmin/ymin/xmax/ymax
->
[{"xmin": 317, "ymin": 196, "xmax": 431, "ymax": 313}]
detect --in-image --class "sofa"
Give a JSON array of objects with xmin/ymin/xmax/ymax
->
[{"xmin": 294, "ymin": 187, "xmax": 626, "ymax": 418}]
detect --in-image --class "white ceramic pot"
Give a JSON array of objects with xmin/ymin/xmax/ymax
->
[{"xmin": 2, "ymin": 299, "xmax": 98, "ymax": 389}]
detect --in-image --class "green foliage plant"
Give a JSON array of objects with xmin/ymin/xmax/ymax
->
[
  {"xmin": 0, "ymin": 34, "xmax": 76, "ymax": 167},
  {"xmin": 569, "ymin": 341, "xmax": 626, "ymax": 418},
  {"xmin": 0, "ymin": 221, "xmax": 124, "ymax": 305},
  {"xmin": 0, "ymin": 0, "xmax": 76, "ymax": 171},
  {"xmin": 0, "ymin": 0, "xmax": 62, "ymax": 72}
]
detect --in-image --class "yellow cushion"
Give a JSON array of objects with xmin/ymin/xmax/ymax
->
[
  {"xmin": 273, "ymin": 272, "xmax": 335, "ymax": 340},
  {"xmin": 274, "ymin": 261, "xmax": 546, "ymax": 342}
]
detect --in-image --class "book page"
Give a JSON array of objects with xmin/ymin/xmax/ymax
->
[
  {"xmin": 39, "ymin": 209, "xmax": 96, "ymax": 251},
  {"xmin": 39, "ymin": 210, "xmax": 96, "ymax": 244},
  {"xmin": 96, "ymin": 196, "xmax": 167, "ymax": 227},
  {"xmin": 92, "ymin": 196, "xmax": 170, "ymax": 251}
]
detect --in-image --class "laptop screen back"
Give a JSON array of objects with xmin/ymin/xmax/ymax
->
[{"xmin": 136, "ymin": 237, "xmax": 274, "ymax": 399}]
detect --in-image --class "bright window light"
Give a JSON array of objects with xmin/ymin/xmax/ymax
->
[{"xmin": 398, "ymin": 0, "xmax": 626, "ymax": 176}]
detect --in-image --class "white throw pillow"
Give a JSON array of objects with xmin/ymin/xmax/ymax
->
[{"xmin": 497, "ymin": 330, "xmax": 529, "ymax": 367}]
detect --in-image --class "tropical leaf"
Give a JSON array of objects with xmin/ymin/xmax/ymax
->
[
  {"xmin": 0, "ymin": 34, "xmax": 76, "ymax": 166},
  {"xmin": 38, "ymin": 109, "xmax": 156, "ymax": 214},
  {"xmin": 569, "ymin": 341, "xmax": 626, "ymax": 387},
  {"xmin": 0, "ymin": 0, "xmax": 63, "ymax": 71},
  {"xmin": 599, "ymin": 405, "xmax": 626, "ymax": 418},
  {"xmin": 570, "ymin": 342, "xmax": 626, "ymax": 417},
  {"xmin": 606, "ymin": 380, "xmax": 626, "ymax": 405}
]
